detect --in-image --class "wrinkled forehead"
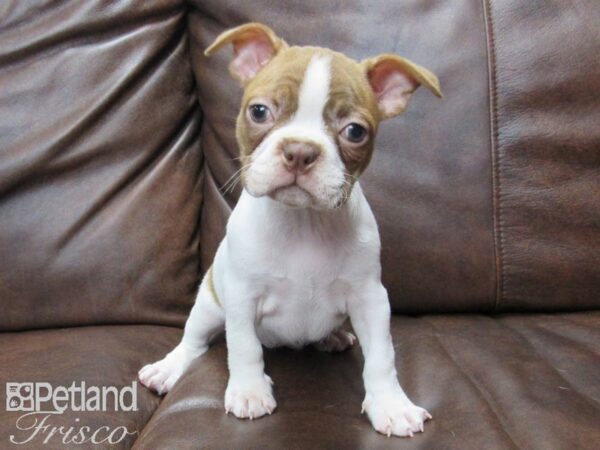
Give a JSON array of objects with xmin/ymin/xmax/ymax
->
[{"xmin": 242, "ymin": 46, "xmax": 379, "ymax": 128}]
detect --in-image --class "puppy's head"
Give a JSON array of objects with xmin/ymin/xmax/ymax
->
[{"xmin": 205, "ymin": 23, "xmax": 442, "ymax": 209}]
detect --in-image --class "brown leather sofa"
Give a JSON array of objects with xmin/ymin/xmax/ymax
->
[{"xmin": 1, "ymin": 1, "xmax": 599, "ymax": 449}]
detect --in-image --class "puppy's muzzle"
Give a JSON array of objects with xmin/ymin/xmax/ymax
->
[{"xmin": 281, "ymin": 140, "xmax": 321, "ymax": 174}]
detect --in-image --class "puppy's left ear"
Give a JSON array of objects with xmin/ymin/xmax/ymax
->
[
  {"xmin": 361, "ymin": 54, "xmax": 442, "ymax": 119},
  {"xmin": 204, "ymin": 23, "xmax": 288, "ymax": 85}
]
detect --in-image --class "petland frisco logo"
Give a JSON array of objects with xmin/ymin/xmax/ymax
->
[{"xmin": 6, "ymin": 382, "xmax": 138, "ymax": 446}]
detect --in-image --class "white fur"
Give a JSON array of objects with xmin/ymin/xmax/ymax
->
[{"xmin": 139, "ymin": 53, "xmax": 431, "ymax": 436}]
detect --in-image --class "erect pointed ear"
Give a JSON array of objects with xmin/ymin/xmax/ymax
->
[
  {"xmin": 204, "ymin": 23, "xmax": 288, "ymax": 85},
  {"xmin": 361, "ymin": 54, "xmax": 442, "ymax": 119}
]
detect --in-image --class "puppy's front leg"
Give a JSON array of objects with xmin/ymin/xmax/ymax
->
[
  {"xmin": 224, "ymin": 286, "xmax": 276, "ymax": 420},
  {"xmin": 349, "ymin": 281, "xmax": 431, "ymax": 437}
]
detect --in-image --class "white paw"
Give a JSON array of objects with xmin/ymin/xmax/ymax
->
[
  {"xmin": 315, "ymin": 329, "xmax": 357, "ymax": 352},
  {"xmin": 362, "ymin": 393, "xmax": 432, "ymax": 437},
  {"xmin": 224, "ymin": 374, "xmax": 277, "ymax": 420},
  {"xmin": 138, "ymin": 345, "xmax": 204, "ymax": 395}
]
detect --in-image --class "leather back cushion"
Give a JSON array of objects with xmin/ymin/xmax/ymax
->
[
  {"xmin": 0, "ymin": 0, "xmax": 202, "ymax": 330},
  {"xmin": 188, "ymin": 0, "xmax": 600, "ymax": 313},
  {"xmin": 1, "ymin": 0, "xmax": 598, "ymax": 326},
  {"xmin": 487, "ymin": 0, "xmax": 600, "ymax": 311},
  {"xmin": 189, "ymin": 0, "xmax": 495, "ymax": 313}
]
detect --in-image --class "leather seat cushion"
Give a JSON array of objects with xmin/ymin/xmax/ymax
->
[
  {"xmin": 0, "ymin": 325, "xmax": 181, "ymax": 449},
  {"xmin": 133, "ymin": 312, "xmax": 600, "ymax": 449}
]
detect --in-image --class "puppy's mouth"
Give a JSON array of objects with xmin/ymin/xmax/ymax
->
[
  {"xmin": 268, "ymin": 179, "xmax": 309, "ymax": 195},
  {"xmin": 267, "ymin": 182, "xmax": 314, "ymax": 208},
  {"xmin": 243, "ymin": 164, "xmax": 350, "ymax": 210}
]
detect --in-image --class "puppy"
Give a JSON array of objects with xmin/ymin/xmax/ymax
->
[{"xmin": 139, "ymin": 22, "xmax": 441, "ymax": 438}]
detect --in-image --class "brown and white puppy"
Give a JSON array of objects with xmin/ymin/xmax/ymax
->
[{"xmin": 139, "ymin": 23, "xmax": 441, "ymax": 438}]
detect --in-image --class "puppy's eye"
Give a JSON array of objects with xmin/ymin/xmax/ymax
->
[
  {"xmin": 341, "ymin": 123, "xmax": 368, "ymax": 144},
  {"xmin": 249, "ymin": 104, "xmax": 271, "ymax": 123}
]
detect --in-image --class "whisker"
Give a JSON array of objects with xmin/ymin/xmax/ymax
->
[
  {"xmin": 220, "ymin": 163, "xmax": 250, "ymax": 194},
  {"xmin": 220, "ymin": 169, "xmax": 242, "ymax": 194},
  {"xmin": 225, "ymin": 173, "xmax": 244, "ymax": 194},
  {"xmin": 335, "ymin": 170, "xmax": 358, "ymax": 207}
]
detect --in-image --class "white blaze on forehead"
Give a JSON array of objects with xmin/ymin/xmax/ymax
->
[{"xmin": 294, "ymin": 54, "xmax": 332, "ymax": 125}]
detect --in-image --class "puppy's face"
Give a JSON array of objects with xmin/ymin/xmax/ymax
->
[
  {"xmin": 206, "ymin": 23, "xmax": 441, "ymax": 209},
  {"xmin": 238, "ymin": 48, "xmax": 378, "ymax": 209}
]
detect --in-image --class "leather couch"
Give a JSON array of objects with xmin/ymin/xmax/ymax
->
[{"xmin": 1, "ymin": 1, "xmax": 599, "ymax": 448}]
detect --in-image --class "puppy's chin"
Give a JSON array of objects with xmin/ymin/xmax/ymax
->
[{"xmin": 269, "ymin": 185, "xmax": 313, "ymax": 208}]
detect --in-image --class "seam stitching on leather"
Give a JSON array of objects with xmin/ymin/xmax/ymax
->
[
  {"xmin": 483, "ymin": 0, "xmax": 505, "ymax": 312},
  {"xmin": 421, "ymin": 317, "xmax": 523, "ymax": 450}
]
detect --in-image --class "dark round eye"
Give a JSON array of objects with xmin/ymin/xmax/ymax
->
[
  {"xmin": 342, "ymin": 123, "xmax": 368, "ymax": 143},
  {"xmin": 249, "ymin": 104, "xmax": 271, "ymax": 123}
]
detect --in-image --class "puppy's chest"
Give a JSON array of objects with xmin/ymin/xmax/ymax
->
[{"xmin": 252, "ymin": 239, "xmax": 353, "ymax": 348}]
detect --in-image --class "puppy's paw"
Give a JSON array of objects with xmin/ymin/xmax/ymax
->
[
  {"xmin": 138, "ymin": 358, "xmax": 186, "ymax": 396},
  {"xmin": 138, "ymin": 344, "xmax": 204, "ymax": 395},
  {"xmin": 314, "ymin": 329, "xmax": 357, "ymax": 352},
  {"xmin": 362, "ymin": 392, "xmax": 431, "ymax": 437},
  {"xmin": 225, "ymin": 374, "xmax": 277, "ymax": 420}
]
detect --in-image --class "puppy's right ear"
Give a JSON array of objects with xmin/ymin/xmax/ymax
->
[{"xmin": 204, "ymin": 23, "xmax": 288, "ymax": 85}]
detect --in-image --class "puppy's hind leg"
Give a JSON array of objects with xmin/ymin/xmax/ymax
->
[
  {"xmin": 314, "ymin": 329, "xmax": 357, "ymax": 352},
  {"xmin": 139, "ymin": 271, "xmax": 224, "ymax": 395}
]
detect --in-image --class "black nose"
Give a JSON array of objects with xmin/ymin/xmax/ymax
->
[{"xmin": 281, "ymin": 141, "xmax": 321, "ymax": 173}]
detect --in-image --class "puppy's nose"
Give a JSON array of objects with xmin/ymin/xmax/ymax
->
[{"xmin": 281, "ymin": 141, "xmax": 321, "ymax": 173}]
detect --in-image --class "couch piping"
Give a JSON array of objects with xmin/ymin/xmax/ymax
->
[{"xmin": 482, "ymin": 0, "xmax": 504, "ymax": 312}]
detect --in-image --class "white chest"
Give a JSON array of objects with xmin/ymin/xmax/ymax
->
[
  {"xmin": 217, "ymin": 187, "xmax": 381, "ymax": 349},
  {"xmin": 253, "ymin": 241, "xmax": 353, "ymax": 348}
]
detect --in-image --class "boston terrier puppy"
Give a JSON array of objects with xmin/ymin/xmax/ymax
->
[{"xmin": 139, "ymin": 22, "xmax": 441, "ymax": 437}]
